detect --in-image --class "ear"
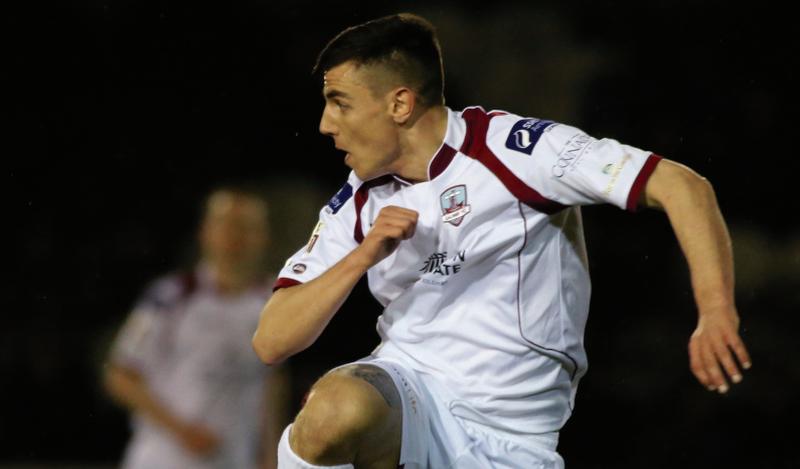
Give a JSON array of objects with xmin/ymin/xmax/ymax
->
[{"xmin": 388, "ymin": 87, "xmax": 415, "ymax": 125}]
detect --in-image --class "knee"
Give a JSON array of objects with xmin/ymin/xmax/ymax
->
[{"xmin": 289, "ymin": 368, "xmax": 397, "ymax": 464}]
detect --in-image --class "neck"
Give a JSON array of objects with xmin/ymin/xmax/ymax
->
[
  {"xmin": 208, "ymin": 261, "xmax": 257, "ymax": 294},
  {"xmin": 390, "ymin": 105, "xmax": 448, "ymax": 182}
]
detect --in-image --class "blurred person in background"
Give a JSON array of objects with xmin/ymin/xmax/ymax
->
[
  {"xmin": 252, "ymin": 13, "xmax": 751, "ymax": 469},
  {"xmin": 105, "ymin": 185, "xmax": 289, "ymax": 469}
]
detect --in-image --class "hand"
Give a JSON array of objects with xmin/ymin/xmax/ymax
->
[
  {"xmin": 176, "ymin": 423, "xmax": 220, "ymax": 457},
  {"xmin": 688, "ymin": 304, "xmax": 751, "ymax": 394},
  {"xmin": 353, "ymin": 206, "xmax": 418, "ymax": 268}
]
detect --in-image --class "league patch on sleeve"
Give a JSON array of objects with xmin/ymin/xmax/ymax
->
[
  {"xmin": 305, "ymin": 221, "xmax": 324, "ymax": 253},
  {"xmin": 505, "ymin": 118, "xmax": 554, "ymax": 155},
  {"xmin": 326, "ymin": 182, "xmax": 353, "ymax": 214}
]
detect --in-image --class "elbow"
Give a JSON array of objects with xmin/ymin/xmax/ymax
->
[
  {"xmin": 683, "ymin": 168, "xmax": 716, "ymax": 204},
  {"xmin": 102, "ymin": 363, "xmax": 139, "ymax": 404},
  {"xmin": 103, "ymin": 363, "xmax": 125, "ymax": 394},
  {"xmin": 686, "ymin": 167, "xmax": 714, "ymax": 192},
  {"xmin": 674, "ymin": 161, "xmax": 714, "ymax": 192},
  {"xmin": 251, "ymin": 330, "xmax": 291, "ymax": 366}
]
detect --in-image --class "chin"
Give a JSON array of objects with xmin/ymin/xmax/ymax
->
[
  {"xmin": 354, "ymin": 167, "xmax": 385, "ymax": 181},
  {"xmin": 352, "ymin": 168, "xmax": 369, "ymax": 180}
]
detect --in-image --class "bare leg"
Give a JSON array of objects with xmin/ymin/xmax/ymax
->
[{"xmin": 289, "ymin": 364, "xmax": 402, "ymax": 469}]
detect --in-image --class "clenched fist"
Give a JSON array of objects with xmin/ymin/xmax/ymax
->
[{"xmin": 353, "ymin": 206, "xmax": 418, "ymax": 268}]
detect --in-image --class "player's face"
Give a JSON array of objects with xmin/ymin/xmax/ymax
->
[
  {"xmin": 319, "ymin": 61, "xmax": 399, "ymax": 180},
  {"xmin": 200, "ymin": 192, "xmax": 269, "ymax": 271}
]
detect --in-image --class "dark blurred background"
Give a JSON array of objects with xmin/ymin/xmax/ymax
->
[{"xmin": 4, "ymin": 0, "xmax": 799, "ymax": 467}]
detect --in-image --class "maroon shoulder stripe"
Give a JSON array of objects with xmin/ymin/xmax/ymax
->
[
  {"xmin": 625, "ymin": 154, "xmax": 663, "ymax": 212},
  {"xmin": 273, "ymin": 277, "xmax": 302, "ymax": 292},
  {"xmin": 428, "ymin": 144, "xmax": 457, "ymax": 179},
  {"xmin": 460, "ymin": 108, "xmax": 566, "ymax": 214},
  {"xmin": 353, "ymin": 175, "xmax": 395, "ymax": 243}
]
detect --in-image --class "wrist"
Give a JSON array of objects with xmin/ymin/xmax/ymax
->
[
  {"xmin": 347, "ymin": 245, "xmax": 376, "ymax": 272},
  {"xmin": 695, "ymin": 297, "xmax": 736, "ymax": 317},
  {"xmin": 693, "ymin": 284, "xmax": 735, "ymax": 315}
]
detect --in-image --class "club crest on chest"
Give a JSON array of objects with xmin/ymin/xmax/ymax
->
[{"xmin": 440, "ymin": 185, "xmax": 471, "ymax": 226}]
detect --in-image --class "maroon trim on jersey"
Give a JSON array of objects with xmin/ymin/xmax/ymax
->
[
  {"xmin": 459, "ymin": 107, "xmax": 567, "ymax": 214},
  {"xmin": 515, "ymin": 202, "xmax": 580, "ymax": 381},
  {"xmin": 428, "ymin": 143, "xmax": 458, "ymax": 180},
  {"xmin": 625, "ymin": 153, "xmax": 663, "ymax": 212},
  {"xmin": 179, "ymin": 271, "xmax": 198, "ymax": 296},
  {"xmin": 272, "ymin": 277, "xmax": 302, "ymax": 292},
  {"xmin": 353, "ymin": 175, "xmax": 395, "ymax": 243}
]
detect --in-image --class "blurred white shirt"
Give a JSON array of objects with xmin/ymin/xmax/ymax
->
[{"xmin": 112, "ymin": 265, "xmax": 273, "ymax": 469}]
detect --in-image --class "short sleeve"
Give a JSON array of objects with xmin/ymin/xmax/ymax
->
[
  {"xmin": 273, "ymin": 172, "xmax": 361, "ymax": 291},
  {"xmin": 109, "ymin": 277, "xmax": 177, "ymax": 371},
  {"xmin": 488, "ymin": 114, "xmax": 661, "ymax": 211},
  {"xmin": 110, "ymin": 307, "xmax": 160, "ymax": 372}
]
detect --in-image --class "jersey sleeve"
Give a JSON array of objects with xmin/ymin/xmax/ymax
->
[
  {"xmin": 487, "ymin": 114, "xmax": 661, "ymax": 211},
  {"xmin": 273, "ymin": 172, "xmax": 361, "ymax": 291},
  {"xmin": 109, "ymin": 276, "xmax": 181, "ymax": 372}
]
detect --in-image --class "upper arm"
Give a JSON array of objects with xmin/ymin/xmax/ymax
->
[
  {"xmin": 109, "ymin": 275, "xmax": 182, "ymax": 371},
  {"xmin": 639, "ymin": 158, "xmax": 712, "ymax": 211},
  {"xmin": 109, "ymin": 308, "xmax": 160, "ymax": 372}
]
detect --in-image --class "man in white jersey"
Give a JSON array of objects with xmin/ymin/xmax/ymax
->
[
  {"xmin": 252, "ymin": 13, "xmax": 751, "ymax": 469},
  {"xmin": 106, "ymin": 186, "xmax": 289, "ymax": 469}
]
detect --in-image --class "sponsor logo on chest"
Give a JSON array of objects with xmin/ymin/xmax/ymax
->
[{"xmin": 420, "ymin": 250, "xmax": 466, "ymax": 276}]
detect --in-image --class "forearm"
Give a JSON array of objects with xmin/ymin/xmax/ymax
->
[
  {"xmin": 656, "ymin": 168, "xmax": 735, "ymax": 312},
  {"xmin": 640, "ymin": 159, "xmax": 749, "ymax": 391},
  {"xmin": 252, "ymin": 248, "xmax": 371, "ymax": 364},
  {"xmin": 104, "ymin": 365, "xmax": 186, "ymax": 435}
]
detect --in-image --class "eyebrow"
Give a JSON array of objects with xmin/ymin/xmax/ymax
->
[{"xmin": 323, "ymin": 89, "xmax": 351, "ymax": 101}]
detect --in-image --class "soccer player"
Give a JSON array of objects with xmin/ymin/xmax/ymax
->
[
  {"xmin": 105, "ymin": 186, "xmax": 289, "ymax": 469},
  {"xmin": 252, "ymin": 13, "xmax": 751, "ymax": 469}
]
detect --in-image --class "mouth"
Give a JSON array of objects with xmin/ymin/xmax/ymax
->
[{"xmin": 335, "ymin": 145, "xmax": 351, "ymax": 163}]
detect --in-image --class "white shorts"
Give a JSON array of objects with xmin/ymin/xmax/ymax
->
[{"xmin": 336, "ymin": 355, "xmax": 564, "ymax": 469}]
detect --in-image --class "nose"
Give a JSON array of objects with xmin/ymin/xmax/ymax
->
[{"xmin": 319, "ymin": 105, "xmax": 337, "ymax": 137}]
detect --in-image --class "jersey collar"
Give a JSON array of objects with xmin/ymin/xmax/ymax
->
[
  {"xmin": 388, "ymin": 107, "xmax": 466, "ymax": 185},
  {"xmin": 426, "ymin": 107, "xmax": 466, "ymax": 180}
]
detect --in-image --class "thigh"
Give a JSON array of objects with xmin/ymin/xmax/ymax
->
[
  {"xmin": 335, "ymin": 358, "xmax": 431, "ymax": 469},
  {"xmin": 331, "ymin": 363, "xmax": 404, "ymax": 468},
  {"xmin": 293, "ymin": 363, "xmax": 402, "ymax": 469},
  {"xmin": 330, "ymin": 364, "xmax": 403, "ymax": 411}
]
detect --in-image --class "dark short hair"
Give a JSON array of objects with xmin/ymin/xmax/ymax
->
[{"xmin": 313, "ymin": 13, "xmax": 445, "ymax": 107}]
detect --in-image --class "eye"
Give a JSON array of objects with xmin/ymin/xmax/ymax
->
[{"xmin": 334, "ymin": 99, "xmax": 349, "ymax": 111}]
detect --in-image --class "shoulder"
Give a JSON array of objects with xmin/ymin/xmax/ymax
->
[
  {"xmin": 136, "ymin": 271, "xmax": 197, "ymax": 312},
  {"xmin": 322, "ymin": 171, "xmax": 359, "ymax": 216},
  {"xmin": 458, "ymin": 106, "xmax": 582, "ymax": 160},
  {"xmin": 486, "ymin": 111, "xmax": 586, "ymax": 158},
  {"xmin": 323, "ymin": 171, "xmax": 392, "ymax": 216}
]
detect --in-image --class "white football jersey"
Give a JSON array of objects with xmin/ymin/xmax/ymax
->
[
  {"xmin": 112, "ymin": 265, "xmax": 274, "ymax": 469},
  {"xmin": 276, "ymin": 106, "xmax": 661, "ymax": 435}
]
